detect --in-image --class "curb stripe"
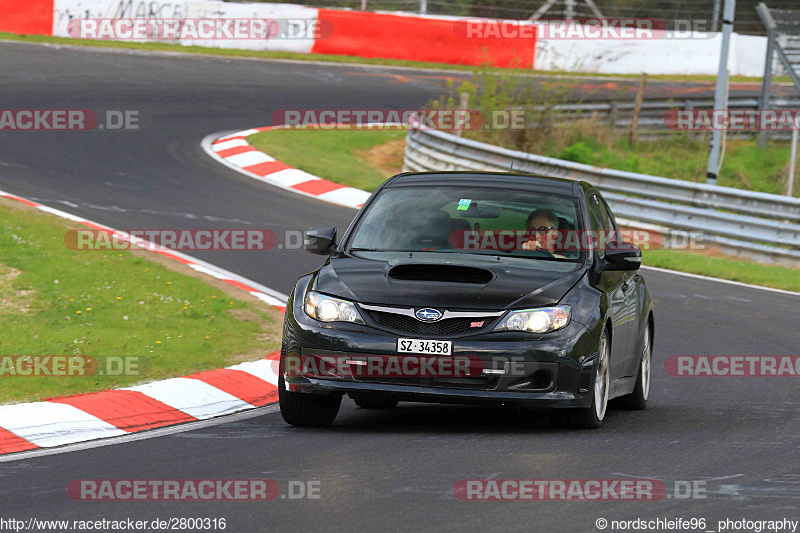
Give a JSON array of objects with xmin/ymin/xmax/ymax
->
[
  {"xmin": 291, "ymin": 178, "xmax": 346, "ymax": 195},
  {"xmin": 188, "ymin": 369, "xmax": 279, "ymax": 407},
  {"xmin": 267, "ymin": 168, "xmax": 320, "ymax": 187},
  {"xmin": 216, "ymin": 128, "xmax": 263, "ymax": 142},
  {"xmin": 225, "ymin": 151, "xmax": 275, "ymax": 168},
  {"xmin": 153, "ymin": 249, "xmax": 193, "ymax": 264},
  {"xmin": 215, "ymin": 145, "xmax": 257, "ymax": 158},
  {"xmin": 0, "ymin": 402, "xmax": 127, "ymax": 448},
  {"xmin": 51, "ymin": 390, "xmax": 197, "ymax": 432},
  {"xmin": 77, "ymin": 221, "xmax": 107, "ymax": 231},
  {"xmin": 244, "ymin": 160, "xmax": 291, "ymax": 176},
  {"xmin": 213, "ymin": 138, "xmax": 250, "ymax": 151},
  {"xmin": 222, "ymin": 278, "xmax": 257, "ymax": 292},
  {"xmin": 4, "ymin": 194, "xmax": 39, "ymax": 207},
  {"xmin": 0, "ymin": 428, "xmax": 39, "ymax": 455},
  {"xmin": 205, "ymin": 126, "xmax": 376, "ymax": 210},
  {"xmin": 226, "ymin": 359, "xmax": 280, "ymax": 387},
  {"xmin": 124, "ymin": 378, "xmax": 256, "ymax": 421}
]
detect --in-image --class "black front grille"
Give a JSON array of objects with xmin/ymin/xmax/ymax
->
[
  {"xmin": 358, "ymin": 376, "xmax": 494, "ymax": 390},
  {"xmin": 366, "ymin": 310, "xmax": 490, "ymax": 336}
]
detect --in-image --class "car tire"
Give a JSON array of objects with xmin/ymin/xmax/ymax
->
[
  {"xmin": 279, "ymin": 375, "xmax": 341, "ymax": 427},
  {"xmin": 352, "ymin": 396, "xmax": 399, "ymax": 409},
  {"xmin": 573, "ymin": 327, "xmax": 610, "ymax": 429},
  {"xmin": 278, "ymin": 326, "xmax": 341, "ymax": 427},
  {"xmin": 617, "ymin": 322, "xmax": 651, "ymax": 410}
]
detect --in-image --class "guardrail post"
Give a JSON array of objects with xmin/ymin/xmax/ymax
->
[
  {"xmin": 454, "ymin": 92, "xmax": 470, "ymax": 137},
  {"xmin": 629, "ymin": 74, "xmax": 647, "ymax": 147},
  {"xmin": 706, "ymin": 0, "xmax": 736, "ymax": 185},
  {"xmin": 609, "ymin": 101, "xmax": 618, "ymax": 131},
  {"xmin": 757, "ymin": 2, "xmax": 776, "ymax": 148},
  {"xmin": 789, "ymin": 127, "xmax": 798, "ymax": 197}
]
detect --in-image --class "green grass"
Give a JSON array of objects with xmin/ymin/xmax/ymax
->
[
  {"xmin": 642, "ymin": 249, "xmax": 800, "ymax": 292},
  {"xmin": 249, "ymin": 128, "xmax": 406, "ymax": 192},
  {"xmin": 549, "ymin": 136, "xmax": 797, "ymax": 196},
  {"xmin": 249, "ymin": 128, "xmax": 800, "ymax": 292},
  {"xmin": 1, "ymin": 32, "xmax": 789, "ymax": 83},
  {"xmin": 0, "ymin": 201, "xmax": 282, "ymax": 404}
]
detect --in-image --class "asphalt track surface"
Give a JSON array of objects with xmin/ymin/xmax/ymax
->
[{"xmin": 0, "ymin": 42, "xmax": 799, "ymax": 531}]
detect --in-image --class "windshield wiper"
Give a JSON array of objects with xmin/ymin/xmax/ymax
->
[{"xmin": 349, "ymin": 248, "xmax": 415, "ymax": 252}]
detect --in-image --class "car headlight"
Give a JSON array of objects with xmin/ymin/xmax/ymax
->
[
  {"xmin": 304, "ymin": 291, "xmax": 365, "ymax": 324},
  {"xmin": 494, "ymin": 306, "xmax": 571, "ymax": 333}
]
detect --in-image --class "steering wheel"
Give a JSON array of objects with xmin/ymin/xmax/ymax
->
[{"xmin": 533, "ymin": 246, "xmax": 555, "ymax": 259}]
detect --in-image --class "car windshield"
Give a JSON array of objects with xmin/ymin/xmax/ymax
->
[{"xmin": 349, "ymin": 186, "xmax": 583, "ymax": 262}]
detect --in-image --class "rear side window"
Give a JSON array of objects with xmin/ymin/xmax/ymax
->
[{"xmin": 588, "ymin": 193, "xmax": 616, "ymax": 259}]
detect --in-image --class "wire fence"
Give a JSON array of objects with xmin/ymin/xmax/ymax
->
[{"xmin": 223, "ymin": 0, "xmax": 795, "ymax": 34}]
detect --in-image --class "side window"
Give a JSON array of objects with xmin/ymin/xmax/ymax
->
[
  {"xmin": 600, "ymin": 197, "xmax": 620, "ymax": 237},
  {"xmin": 588, "ymin": 193, "xmax": 612, "ymax": 258}
]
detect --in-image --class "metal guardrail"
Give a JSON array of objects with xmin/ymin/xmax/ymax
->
[
  {"xmin": 403, "ymin": 127, "xmax": 800, "ymax": 260},
  {"xmin": 510, "ymin": 97, "xmax": 800, "ymax": 139}
]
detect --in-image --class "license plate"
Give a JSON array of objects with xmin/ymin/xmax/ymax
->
[{"xmin": 397, "ymin": 338, "xmax": 452, "ymax": 355}]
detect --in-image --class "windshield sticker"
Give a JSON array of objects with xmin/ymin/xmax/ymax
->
[{"xmin": 457, "ymin": 199, "xmax": 472, "ymax": 210}]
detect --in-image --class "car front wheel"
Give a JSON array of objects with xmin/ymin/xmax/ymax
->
[
  {"xmin": 617, "ymin": 321, "xmax": 651, "ymax": 410},
  {"xmin": 279, "ymin": 375, "xmax": 341, "ymax": 427},
  {"xmin": 573, "ymin": 328, "xmax": 610, "ymax": 429}
]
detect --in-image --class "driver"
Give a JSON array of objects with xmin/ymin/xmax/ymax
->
[{"xmin": 522, "ymin": 209, "xmax": 566, "ymax": 258}]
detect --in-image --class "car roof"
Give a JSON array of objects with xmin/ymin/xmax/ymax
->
[{"xmin": 383, "ymin": 171, "xmax": 585, "ymax": 195}]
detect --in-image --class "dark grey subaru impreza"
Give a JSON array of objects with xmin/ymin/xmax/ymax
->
[{"xmin": 279, "ymin": 172, "xmax": 654, "ymax": 429}]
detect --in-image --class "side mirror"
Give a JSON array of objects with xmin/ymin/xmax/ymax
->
[
  {"xmin": 304, "ymin": 226, "xmax": 337, "ymax": 255},
  {"xmin": 603, "ymin": 242, "xmax": 642, "ymax": 271}
]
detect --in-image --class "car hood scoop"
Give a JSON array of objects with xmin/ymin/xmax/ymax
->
[
  {"xmin": 387, "ymin": 264, "xmax": 493, "ymax": 284},
  {"xmin": 312, "ymin": 253, "xmax": 586, "ymax": 310}
]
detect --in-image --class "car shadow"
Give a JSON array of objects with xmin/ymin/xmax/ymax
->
[
  {"xmin": 324, "ymin": 402, "xmax": 593, "ymax": 434},
  {"xmin": 305, "ymin": 401, "xmax": 738, "ymax": 436}
]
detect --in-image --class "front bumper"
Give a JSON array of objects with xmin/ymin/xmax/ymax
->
[
  {"xmin": 287, "ymin": 375, "xmax": 592, "ymax": 409},
  {"xmin": 283, "ymin": 288, "xmax": 601, "ymax": 409}
]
